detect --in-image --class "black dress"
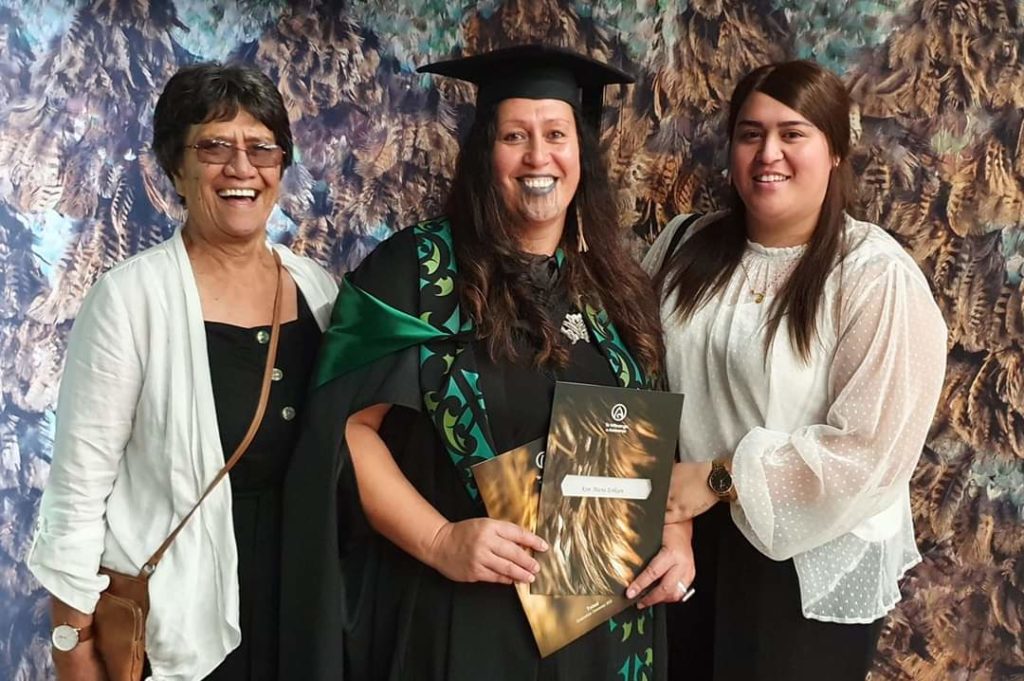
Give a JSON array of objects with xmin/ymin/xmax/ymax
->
[
  {"xmin": 202, "ymin": 292, "xmax": 322, "ymax": 681},
  {"xmin": 279, "ymin": 227, "xmax": 666, "ymax": 681},
  {"xmin": 666, "ymin": 503, "xmax": 884, "ymax": 681}
]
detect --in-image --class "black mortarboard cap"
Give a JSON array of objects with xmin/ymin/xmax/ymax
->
[{"xmin": 417, "ymin": 44, "xmax": 634, "ymax": 133}]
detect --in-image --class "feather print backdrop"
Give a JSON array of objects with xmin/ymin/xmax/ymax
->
[{"xmin": 0, "ymin": 0, "xmax": 1021, "ymax": 679}]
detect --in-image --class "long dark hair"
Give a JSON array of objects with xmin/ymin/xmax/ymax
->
[
  {"xmin": 445, "ymin": 104, "xmax": 664, "ymax": 376},
  {"xmin": 655, "ymin": 60, "xmax": 853, "ymax": 361}
]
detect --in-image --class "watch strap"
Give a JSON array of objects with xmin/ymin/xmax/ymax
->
[{"xmin": 77, "ymin": 623, "xmax": 94, "ymax": 642}]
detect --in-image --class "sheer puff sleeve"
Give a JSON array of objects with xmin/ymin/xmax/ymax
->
[{"xmin": 730, "ymin": 241, "xmax": 947, "ymax": 571}]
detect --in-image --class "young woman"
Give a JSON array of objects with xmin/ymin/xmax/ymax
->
[{"xmin": 630, "ymin": 60, "xmax": 947, "ymax": 681}]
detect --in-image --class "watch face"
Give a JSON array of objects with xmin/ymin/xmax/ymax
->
[
  {"xmin": 51, "ymin": 624, "xmax": 80, "ymax": 652},
  {"xmin": 709, "ymin": 465, "xmax": 733, "ymax": 495}
]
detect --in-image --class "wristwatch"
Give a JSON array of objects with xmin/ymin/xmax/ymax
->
[
  {"xmin": 51, "ymin": 622, "xmax": 93, "ymax": 652},
  {"xmin": 707, "ymin": 460, "xmax": 735, "ymax": 501}
]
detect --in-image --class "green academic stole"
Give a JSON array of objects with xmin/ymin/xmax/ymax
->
[{"xmin": 414, "ymin": 218, "xmax": 494, "ymax": 500}]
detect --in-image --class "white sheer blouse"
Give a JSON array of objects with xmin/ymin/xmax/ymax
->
[{"xmin": 643, "ymin": 212, "xmax": 947, "ymax": 623}]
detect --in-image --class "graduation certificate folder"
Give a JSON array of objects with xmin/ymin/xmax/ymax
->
[
  {"xmin": 471, "ymin": 439, "xmax": 633, "ymax": 657},
  {"xmin": 531, "ymin": 382, "xmax": 684, "ymax": 597}
]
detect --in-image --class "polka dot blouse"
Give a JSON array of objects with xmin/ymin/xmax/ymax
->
[{"xmin": 644, "ymin": 212, "xmax": 947, "ymax": 623}]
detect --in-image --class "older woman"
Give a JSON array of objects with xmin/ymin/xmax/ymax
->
[
  {"xmin": 631, "ymin": 60, "xmax": 947, "ymax": 680},
  {"xmin": 28, "ymin": 63, "xmax": 337, "ymax": 681},
  {"xmin": 278, "ymin": 45, "xmax": 679, "ymax": 681}
]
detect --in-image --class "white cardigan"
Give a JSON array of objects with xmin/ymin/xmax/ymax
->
[{"xmin": 28, "ymin": 229, "xmax": 337, "ymax": 681}]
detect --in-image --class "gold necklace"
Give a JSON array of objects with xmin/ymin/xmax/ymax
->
[{"xmin": 737, "ymin": 258, "xmax": 778, "ymax": 304}]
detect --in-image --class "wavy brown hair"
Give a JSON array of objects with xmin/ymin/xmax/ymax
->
[
  {"xmin": 445, "ymin": 104, "xmax": 664, "ymax": 377},
  {"xmin": 655, "ymin": 60, "xmax": 854, "ymax": 360}
]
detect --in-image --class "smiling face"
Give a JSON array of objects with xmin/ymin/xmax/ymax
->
[
  {"xmin": 173, "ymin": 109, "xmax": 282, "ymax": 244},
  {"xmin": 492, "ymin": 98, "xmax": 581, "ymax": 242},
  {"xmin": 729, "ymin": 91, "xmax": 835, "ymax": 243}
]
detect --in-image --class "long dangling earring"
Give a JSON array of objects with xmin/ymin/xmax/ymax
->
[{"xmin": 575, "ymin": 202, "xmax": 589, "ymax": 253}]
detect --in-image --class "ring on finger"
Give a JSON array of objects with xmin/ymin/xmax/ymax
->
[{"xmin": 676, "ymin": 580, "xmax": 696, "ymax": 602}]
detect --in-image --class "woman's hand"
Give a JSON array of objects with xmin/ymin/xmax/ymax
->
[
  {"xmin": 53, "ymin": 639, "xmax": 108, "ymax": 681},
  {"xmin": 625, "ymin": 520, "xmax": 696, "ymax": 608},
  {"xmin": 51, "ymin": 598, "xmax": 106, "ymax": 681},
  {"xmin": 347, "ymin": 406, "xmax": 547, "ymax": 586},
  {"xmin": 428, "ymin": 518, "xmax": 548, "ymax": 585},
  {"xmin": 665, "ymin": 461, "xmax": 719, "ymax": 524}
]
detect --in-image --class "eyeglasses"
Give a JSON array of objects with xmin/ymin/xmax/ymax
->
[{"xmin": 185, "ymin": 139, "xmax": 285, "ymax": 167}]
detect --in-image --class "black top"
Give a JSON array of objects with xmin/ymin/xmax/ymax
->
[
  {"xmin": 203, "ymin": 291, "xmax": 321, "ymax": 681},
  {"xmin": 476, "ymin": 250, "xmax": 615, "ymax": 453},
  {"xmin": 206, "ymin": 293, "xmax": 321, "ymax": 485}
]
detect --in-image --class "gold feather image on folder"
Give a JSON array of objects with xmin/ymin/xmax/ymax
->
[
  {"xmin": 471, "ymin": 439, "xmax": 633, "ymax": 657},
  {"xmin": 532, "ymin": 382, "xmax": 683, "ymax": 597}
]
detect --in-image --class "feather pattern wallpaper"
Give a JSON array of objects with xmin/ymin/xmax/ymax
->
[{"xmin": 0, "ymin": 0, "xmax": 1021, "ymax": 679}]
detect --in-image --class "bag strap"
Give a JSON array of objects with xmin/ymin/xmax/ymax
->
[
  {"xmin": 138, "ymin": 251, "xmax": 285, "ymax": 577},
  {"xmin": 662, "ymin": 213, "xmax": 703, "ymax": 268}
]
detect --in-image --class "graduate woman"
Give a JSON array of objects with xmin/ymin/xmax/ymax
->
[
  {"xmin": 279, "ymin": 45, "xmax": 685, "ymax": 681},
  {"xmin": 631, "ymin": 60, "xmax": 948, "ymax": 680}
]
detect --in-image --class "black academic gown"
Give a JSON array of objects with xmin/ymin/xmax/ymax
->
[{"xmin": 279, "ymin": 227, "xmax": 665, "ymax": 681}]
